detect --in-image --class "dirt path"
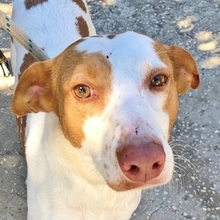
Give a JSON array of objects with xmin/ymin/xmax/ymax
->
[{"xmin": 1, "ymin": 0, "xmax": 220, "ymax": 219}]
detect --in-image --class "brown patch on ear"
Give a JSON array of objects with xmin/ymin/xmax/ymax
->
[
  {"xmin": 11, "ymin": 60, "xmax": 56, "ymax": 117},
  {"xmin": 164, "ymin": 45, "xmax": 200, "ymax": 94},
  {"xmin": 154, "ymin": 42, "xmax": 199, "ymax": 94},
  {"xmin": 15, "ymin": 53, "xmax": 37, "ymax": 157},
  {"xmin": 55, "ymin": 49, "xmax": 112, "ymax": 148},
  {"xmin": 72, "ymin": 0, "xmax": 87, "ymax": 13},
  {"xmin": 76, "ymin": 16, "xmax": 89, "ymax": 37},
  {"xmin": 25, "ymin": 0, "xmax": 48, "ymax": 9}
]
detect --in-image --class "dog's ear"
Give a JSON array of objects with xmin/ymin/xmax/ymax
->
[
  {"xmin": 11, "ymin": 60, "xmax": 56, "ymax": 117},
  {"xmin": 165, "ymin": 45, "xmax": 200, "ymax": 94}
]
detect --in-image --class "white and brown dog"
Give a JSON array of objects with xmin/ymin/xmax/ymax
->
[{"xmin": 11, "ymin": 0, "xmax": 200, "ymax": 219}]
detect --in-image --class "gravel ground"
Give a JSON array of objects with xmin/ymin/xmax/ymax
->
[{"xmin": 1, "ymin": 0, "xmax": 220, "ymax": 219}]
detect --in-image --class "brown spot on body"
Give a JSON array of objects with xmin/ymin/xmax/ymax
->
[
  {"xmin": 76, "ymin": 16, "xmax": 89, "ymax": 37},
  {"xmin": 16, "ymin": 53, "xmax": 37, "ymax": 156},
  {"xmin": 25, "ymin": 0, "xmax": 48, "ymax": 9},
  {"xmin": 72, "ymin": 0, "xmax": 87, "ymax": 13},
  {"xmin": 16, "ymin": 116, "xmax": 27, "ymax": 157},
  {"xmin": 11, "ymin": 36, "xmax": 14, "ymax": 43},
  {"xmin": 107, "ymin": 34, "xmax": 116, "ymax": 39}
]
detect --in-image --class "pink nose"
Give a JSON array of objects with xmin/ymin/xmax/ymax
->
[{"xmin": 116, "ymin": 142, "xmax": 165, "ymax": 183}]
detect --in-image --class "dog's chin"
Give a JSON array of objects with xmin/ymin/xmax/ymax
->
[
  {"xmin": 107, "ymin": 176, "xmax": 171, "ymax": 192},
  {"xmin": 107, "ymin": 180, "xmax": 143, "ymax": 192}
]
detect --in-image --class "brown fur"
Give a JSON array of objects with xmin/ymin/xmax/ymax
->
[
  {"xmin": 25, "ymin": 0, "xmax": 48, "ymax": 10},
  {"xmin": 11, "ymin": 43, "xmax": 112, "ymax": 148},
  {"xmin": 16, "ymin": 53, "xmax": 37, "ymax": 156},
  {"xmin": 72, "ymin": 0, "xmax": 87, "ymax": 13},
  {"xmin": 153, "ymin": 41, "xmax": 199, "ymax": 132},
  {"xmin": 16, "ymin": 117, "xmax": 27, "ymax": 157},
  {"xmin": 107, "ymin": 34, "xmax": 116, "ymax": 39},
  {"xmin": 11, "ymin": 38, "xmax": 199, "ymax": 150},
  {"xmin": 76, "ymin": 16, "xmax": 89, "ymax": 37}
]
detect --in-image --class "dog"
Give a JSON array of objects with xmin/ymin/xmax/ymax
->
[
  {"xmin": 10, "ymin": 0, "xmax": 200, "ymax": 219},
  {"xmin": 0, "ymin": 49, "xmax": 10, "ymax": 78}
]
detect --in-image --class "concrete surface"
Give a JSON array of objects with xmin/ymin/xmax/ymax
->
[{"xmin": 1, "ymin": 0, "xmax": 220, "ymax": 219}]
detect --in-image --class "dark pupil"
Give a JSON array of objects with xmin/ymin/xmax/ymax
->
[
  {"xmin": 153, "ymin": 76, "xmax": 162, "ymax": 85},
  {"xmin": 79, "ymin": 86, "xmax": 86, "ymax": 94}
]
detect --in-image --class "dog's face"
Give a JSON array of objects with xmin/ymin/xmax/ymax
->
[{"xmin": 11, "ymin": 32, "xmax": 199, "ymax": 191}]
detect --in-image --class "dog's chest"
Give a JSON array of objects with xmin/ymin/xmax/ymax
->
[
  {"xmin": 26, "ymin": 113, "xmax": 141, "ymax": 220},
  {"xmin": 30, "ymin": 183, "xmax": 140, "ymax": 220}
]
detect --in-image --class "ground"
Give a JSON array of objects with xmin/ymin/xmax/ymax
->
[{"xmin": 0, "ymin": 0, "xmax": 220, "ymax": 219}]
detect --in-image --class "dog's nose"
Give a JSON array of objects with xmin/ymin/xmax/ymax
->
[{"xmin": 116, "ymin": 142, "xmax": 165, "ymax": 183}]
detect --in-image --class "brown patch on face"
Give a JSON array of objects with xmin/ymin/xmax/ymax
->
[
  {"xmin": 107, "ymin": 34, "xmax": 116, "ymax": 39},
  {"xmin": 11, "ymin": 41, "xmax": 112, "ymax": 148},
  {"xmin": 72, "ymin": 0, "xmax": 87, "ymax": 13},
  {"xmin": 56, "ymin": 49, "xmax": 112, "ymax": 147},
  {"xmin": 153, "ymin": 41, "xmax": 179, "ymax": 133},
  {"xmin": 76, "ymin": 16, "xmax": 89, "ymax": 37},
  {"xmin": 153, "ymin": 41, "xmax": 199, "ymax": 133},
  {"xmin": 25, "ymin": 0, "xmax": 48, "ymax": 9},
  {"xmin": 11, "ymin": 36, "xmax": 14, "ymax": 43}
]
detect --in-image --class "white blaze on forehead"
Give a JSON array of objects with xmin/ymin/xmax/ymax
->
[
  {"xmin": 76, "ymin": 31, "xmax": 166, "ymax": 69},
  {"xmin": 76, "ymin": 31, "xmax": 167, "ymax": 94},
  {"xmin": 79, "ymin": 32, "xmax": 173, "ymax": 187},
  {"xmin": 77, "ymin": 31, "xmax": 170, "ymax": 137}
]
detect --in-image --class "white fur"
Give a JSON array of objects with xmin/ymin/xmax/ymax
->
[
  {"xmin": 12, "ymin": 1, "xmax": 174, "ymax": 220},
  {"xmin": 24, "ymin": 33, "xmax": 174, "ymax": 219},
  {"xmin": 11, "ymin": 0, "xmax": 96, "ymax": 84},
  {"xmin": 77, "ymin": 32, "xmax": 174, "ymax": 188},
  {"xmin": 26, "ymin": 112, "xmax": 141, "ymax": 219}
]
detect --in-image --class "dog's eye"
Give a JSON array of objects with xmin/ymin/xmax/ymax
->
[
  {"xmin": 150, "ymin": 75, "xmax": 167, "ymax": 87},
  {"xmin": 74, "ymin": 84, "xmax": 91, "ymax": 99}
]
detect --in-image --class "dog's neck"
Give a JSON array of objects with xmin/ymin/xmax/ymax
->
[{"xmin": 26, "ymin": 112, "xmax": 141, "ymax": 219}]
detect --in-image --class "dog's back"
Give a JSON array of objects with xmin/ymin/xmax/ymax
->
[{"xmin": 11, "ymin": 0, "xmax": 96, "ymax": 82}]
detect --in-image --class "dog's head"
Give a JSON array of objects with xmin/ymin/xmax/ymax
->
[{"xmin": 11, "ymin": 32, "xmax": 199, "ymax": 191}]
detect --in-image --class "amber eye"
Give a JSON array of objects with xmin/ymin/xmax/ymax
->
[
  {"xmin": 150, "ymin": 75, "xmax": 167, "ymax": 87},
  {"xmin": 74, "ymin": 84, "xmax": 91, "ymax": 99}
]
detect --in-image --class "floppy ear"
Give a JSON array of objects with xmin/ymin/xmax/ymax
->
[
  {"xmin": 165, "ymin": 45, "xmax": 200, "ymax": 94},
  {"xmin": 11, "ymin": 60, "xmax": 56, "ymax": 117}
]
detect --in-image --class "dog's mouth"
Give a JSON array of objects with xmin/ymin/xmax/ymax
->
[
  {"xmin": 107, "ymin": 180, "xmax": 143, "ymax": 192},
  {"xmin": 107, "ymin": 175, "xmax": 168, "ymax": 192}
]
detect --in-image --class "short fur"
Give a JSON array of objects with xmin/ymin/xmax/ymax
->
[{"xmin": 11, "ymin": 0, "xmax": 199, "ymax": 219}]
